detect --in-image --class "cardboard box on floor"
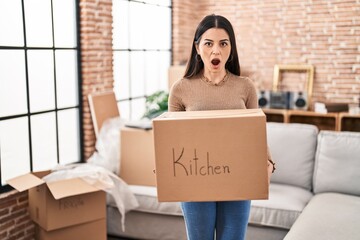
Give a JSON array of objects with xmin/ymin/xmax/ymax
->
[
  {"xmin": 153, "ymin": 109, "xmax": 269, "ymax": 202},
  {"xmin": 35, "ymin": 219, "xmax": 106, "ymax": 240},
  {"xmin": 119, "ymin": 127, "xmax": 156, "ymax": 186},
  {"xmin": 7, "ymin": 170, "xmax": 106, "ymax": 231}
]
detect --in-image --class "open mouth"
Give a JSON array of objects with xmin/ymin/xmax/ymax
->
[{"xmin": 211, "ymin": 58, "xmax": 220, "ymax": 66}]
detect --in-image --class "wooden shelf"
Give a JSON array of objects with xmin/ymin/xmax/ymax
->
[
  {"xmin": 338, "ymin": 113, "xmax": 360, "ymax": 132},
  {"xmin": 262, "ymin": 109, "xmax": 288, "ymax": 123},
  {"xmin": 288, "ymin": 110, "xmax": 339, "ymax": 131},
  {"xmin": 262, "ymin": 109, "xmax": 360, "ymax": 132}
]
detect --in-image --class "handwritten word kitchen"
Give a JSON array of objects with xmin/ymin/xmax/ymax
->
[{"xmin": 172, "ymin": 148, "xmax": 231, "ymax": 177}]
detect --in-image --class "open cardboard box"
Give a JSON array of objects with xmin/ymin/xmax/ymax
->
[
  {"xmin": 153, "ymin": 109, "xmax": 269, "ymax": 202},
  {"xmin": 35, "ymin": 218, "xmax": 106, "ymax": 240},
  {"xmin": 7, "ymin": 170, "xmax": 106, "ymax": 231}
]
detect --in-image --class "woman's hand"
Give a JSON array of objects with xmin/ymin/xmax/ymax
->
[{"xmin": 267, "ymin": 159, "xmax": 275, "ymax": 185}]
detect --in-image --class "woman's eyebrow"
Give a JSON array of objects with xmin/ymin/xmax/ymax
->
[{"xmin": 203, "ymin": 39, "xmax": 229, "ymax": 42}]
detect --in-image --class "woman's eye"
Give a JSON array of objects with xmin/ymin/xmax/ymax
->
[
  {"xmin": 220, "ymin": 42, "xmax": 228, "ymax": 47},
  {"xmin": 204, "ymin": 42, "xmax": 212, "ymax": 47}
]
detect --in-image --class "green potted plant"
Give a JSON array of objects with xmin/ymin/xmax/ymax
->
[{"xmin": 142, "ymin": 90, "xmax": 169, "ymax": 119}]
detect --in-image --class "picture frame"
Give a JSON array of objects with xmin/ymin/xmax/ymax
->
[{"xmin": 272, "ymin": 64, "xmax": 314, "ymax": 102}]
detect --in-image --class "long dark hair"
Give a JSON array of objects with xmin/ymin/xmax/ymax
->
[{"xmin": 184, "ymin": 14, "xmax": 240, "ymax": 78}]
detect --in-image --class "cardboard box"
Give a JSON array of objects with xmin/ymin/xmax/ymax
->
[
  {"xmin": 88, "ymin": 91, "xmax": 120, "ymax": 137},
  {"xmin": 120, "ymin": 127, "xmax": 156, "ymax": 186},
  {"xmin": 7, "ymin": 170, "xmax": 106, "ymax": 231},
  {"xmin": 168, "ymin": 65, "xmax": 186, "ymax": 89},
  {"xmin": 153, "ymin": 109, "xmax": 269, "ymax": 202},
  {"xmin": 35, "ymin": 218, "xmax": 106, "ymax": 240}
]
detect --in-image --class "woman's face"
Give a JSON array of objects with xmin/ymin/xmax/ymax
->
[{"xmin": 196, "ymin": 28, "xmax": 231, "ymax": 74}]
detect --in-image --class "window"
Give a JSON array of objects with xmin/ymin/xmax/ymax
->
[
  {"xmin": 0, "ymin": 0, "xmax": 82, "ymax": 192},
  {"xmin": 112, "ymin": 0, "xmax": 171, "ymax": 120}
]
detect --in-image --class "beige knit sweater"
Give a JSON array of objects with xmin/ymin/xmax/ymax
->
[{"xmin": 169, "ymin": 72, "xmax": 258, "ymax": 112}]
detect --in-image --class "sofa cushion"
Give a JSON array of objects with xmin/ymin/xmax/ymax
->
[
  {"xmin": 126, "ymin": 185, "xmax": 183, "ymax": 216},
  {"xmin": 284, "ymin": 193, "xmax": 360, "ymax": 240},
  {"xmin": 266, "ymin": 123, "xmax": 318, "ymax": 190},
  {"xmin": 313, "ymin": 131, "xmax": 360, "ymax": 195},
  {"xmin": 250, "ymin": 183, "xmax": 313, "ymax": 230}
]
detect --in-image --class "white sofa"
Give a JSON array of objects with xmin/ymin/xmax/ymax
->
[{"xmin": 107, "ymin": 122, "xmax": 360, "ymax": 240}]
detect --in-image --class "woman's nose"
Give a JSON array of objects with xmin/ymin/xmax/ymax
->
[{"xmin": 212, "ymin": 46, "xmax": 220, "ymax": 55}]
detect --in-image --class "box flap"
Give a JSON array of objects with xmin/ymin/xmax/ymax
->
[
  {"xmin": 46, "ymin": 178, "xmax": 100, "ymax": 200},
  {"xmin": 156, "ymin": 109, "xmax": 264, "ymax": 120},
  {"xmin": 32, "ymin": 170, "xmax": 52, "ymax": 178},
  {"xmin": 7, "ymin": 173, "xmax": 44, "ymax": 192}
]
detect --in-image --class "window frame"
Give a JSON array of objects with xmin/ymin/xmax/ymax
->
[
  {"xmin": 0, "ymin": 0, "xmax": 83, "ymax": 193},
  {"xmin": 112, "ymin": 0, "xmax": 172, "ymax": 120}
]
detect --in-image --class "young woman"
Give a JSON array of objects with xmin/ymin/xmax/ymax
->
[{"xmin": 168, "ymin": 14, "xmax": 275, "ymax": 240}]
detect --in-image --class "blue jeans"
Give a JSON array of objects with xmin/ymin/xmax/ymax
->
[{"xmin": 181, "ymin": 201, "xmax": 251, "ymax": 240}]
